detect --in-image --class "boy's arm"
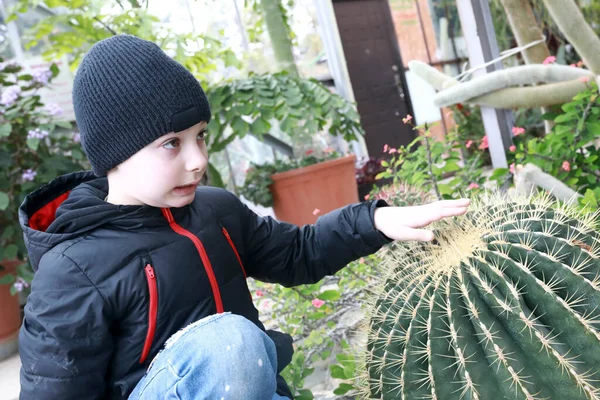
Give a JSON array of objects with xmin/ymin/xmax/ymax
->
[
  {"xmin": 19, "ymin": 252, "xmax": 112, "ymax": 400},
  {"xmin": 237, "ymin": 196, "xmax": 392, "ymax": 287}
]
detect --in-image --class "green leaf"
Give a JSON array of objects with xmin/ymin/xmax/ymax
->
[
  {"xmin": 582, "ymin": 189, "xmax": 598, "ymax": 208},
  {"xmin": 333, "ymin": 383, "xmax": 355, "ymax": 395},
  {"xmin": 251, "ymin": 117, "xmax": 271, "ymax": 136},
  {"xmin": 26, "ymin": 138, "xmax": 40, "ymax": 151},
  {"xmin": 55, "ymin": 120, "xmax": 72, "ymax": 129},
  {"xmin": 307, "ymin": 311, "xmax": 325, "ymax": 320},
  {"xmin": 50, "ymin": 62, "xmax": 60, "ymax": 77},
  {"xmin": 3, "ymin": 244, "xmax": 18, "ymax": 261},
  {"xmin": 295, "ymin": 389, "xmax": 314, "ymax": 400},
  {"xmin": 0, "ymin": 273, "xmax": 15, "ymax": 285},
  {"xmin": 0, "ymin": 192, "xmax": 9, "ymax": 210},
  {"xmin": 230, "ymin": 116, "xmax": 250, "ymax": 137},
  {"xmin": 207, "ymin": 162, "xmax": 225, "ymax": 188},
  {"xmin": 330, "ymin": 365, "xmax": 346, "ymax": 379},
  {"xmin": 2, "ymin": 226, "xmax": 14, "ymax": 240},
  {"xmin": 318, "ymin": 290, "xmax": 340, "ymax": 301},
  {"xmin": 0, "ymin": 123, "xmax": 11, "ymax": 137},
  {"xmin": 443, "ymin": 162, "xmax": 461, "ymax": 172}
]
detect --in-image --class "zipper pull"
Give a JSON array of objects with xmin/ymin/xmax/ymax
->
[{"xmin": 145, "ymin": 264, "xmax": 155, "ymax": 279}]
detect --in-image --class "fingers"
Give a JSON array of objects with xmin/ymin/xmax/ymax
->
[
  {"xmin": 438, "ymin": 198, "xmax": 471, "ymax": 208},
  {"xmin": 389, "ymin": 226, "xmax": 435, "ymax": 242}
]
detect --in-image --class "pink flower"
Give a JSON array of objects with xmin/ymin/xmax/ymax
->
[
  {"xmin": 478, "ymin": 136, "xmax": 489, "ymax": 150},
  {"xmin": 543, "ymin": 56, "xmax": 556, "ymax": 65},
  {"xmin": 580, "ymin": 76, "xmax": 591, "ymax": 83},
  {"xmin": 256, "ymin": 290, "xmax": 264, "ymax": 297},
  {"xmin": 510, "ymin": 163, "xmax": 516, "ymax": 175},
  {"xmin": 359, "ymin": 257, "xmax": 365, "ymax": 263},
  {"xmin": 389, "ymin": 148, "xmax": 397, "ymax": 154},
  {"xmin": 512, "ymin": 126, "xmax": 525, "ymax": 136},
  {"xmin": 383, "ymin": 144, "xmax": 389, "ymax": 153},
  {"xmin": 577, "ymin": 60, "xmax": 584, "ymax": 67},
  {"xmin": 312, "ymin": 208, "xmax": 321, "ymax": 216},
  {"xmin": 364, "ymin": 194, "xmax": 370, "ymax": 201},
  {"xmin": 305, "ymin": 149, "xmax": 314, "ymax": 156},
  {"xmin": 562, "ymin": 161, "xmax": 571, "ymax": 172},
  {"xmin": 570, "ymin": 64, "xmax": 577, "ymax": 67},
  {"xmin": 402, "ymin": 114, "xmax": 413, "ymax": 124},
  {"xmin": 466, "ymin": 140, "xmax": 474, "ymax": 149},
  {"xmin": 467, "ymin": 183, "xmax": 479, "ymax": 190},
  {"xmin": 311, "ymin": 299, "xmax": 325, "ymax": 308},
  {"xmin": 509, "ymin": 145, "xmax": 516, "ymax": 152},
  {"xmin": 324, "ymin": 147, "xmax": 334, "ymax": 154}
]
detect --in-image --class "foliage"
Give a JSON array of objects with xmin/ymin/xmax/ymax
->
[
  {"xmin": 9, "ymin": 0, "xmax": 364, "ymax": 187},
  {"xmin": 511, "ymin": 80, "xmax": 600, "ymax": 209},
  {"xmin": 206, "ymin": 72, "xmax": 363, "ymax": 156},
  {"xmin": 9, "ymin": 0, "xmax": 241, "ymax": 80},
  {"xmin": 249, "ymin": 254, "xmax": 379, "ymax": 399},
  {"xmin": 238, "ymin": 148, "xmax": 343, "ymax": 207},
  {"xmin": 374, "ymin": 122, "xmax": 497, "ymax": 200},
  {"xmin": 0, "ymin": 60, "xmax": 86, "ymax": 294}
]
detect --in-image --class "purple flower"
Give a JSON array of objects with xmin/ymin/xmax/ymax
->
[
  {"xmin": 33, "ymin": 69, "xmax": 52, "ymax": 85},
  {"xmin": 73, "ymin": 132, "xmax": 81, "ymax": 143},
  {"xmin": 27, "ymin": 128, "xmax": 49, "ymax": 140},
  {"xmin": 1, "ymin": 86, "xmax": 21, "ymax": 107},
  {"xmin": 22, "ymin": 169, "xmax": 37, "ymax": 182},
  {"xmin": 45, "ymin": 103, "xmax": 63, "ymax": 116},
  {"xmin": 13, "ymin": 277, "xmax": 30, "ymax": 292}
]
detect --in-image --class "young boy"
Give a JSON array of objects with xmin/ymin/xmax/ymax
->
[{"xmin": 18, "ymin": 35, "xmax": 469, "ymax": 399}]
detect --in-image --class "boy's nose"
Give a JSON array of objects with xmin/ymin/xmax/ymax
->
[{"xmin": 184, "ymin": 145, "xmax": 207, "ymax": 172}]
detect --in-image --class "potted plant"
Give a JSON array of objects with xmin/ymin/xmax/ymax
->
[
  {"xmin": 239, "ymin": 147, "xmax": 359, "ymax": 226},
  {"xmin": 0, "ymin": 59, "xmax": 86, "ymax": 360}
]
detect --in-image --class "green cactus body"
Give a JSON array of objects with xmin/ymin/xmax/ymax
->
[{"xmin": 362, "ymin": 194, "xmax": 600, "ymax": 400}]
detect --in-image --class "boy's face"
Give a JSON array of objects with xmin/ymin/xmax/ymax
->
[{"xmin": 108, "ymin": 121, "xmax": 209, "ymax": 208}]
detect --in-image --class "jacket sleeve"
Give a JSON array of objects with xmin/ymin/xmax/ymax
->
[
  {"xmin": 236, "ymin": 195, "xmax": 393, "ymax": 287},
  {"xmin": 19, "ymin": 252, "xmax": 113, "ymax": 400}
]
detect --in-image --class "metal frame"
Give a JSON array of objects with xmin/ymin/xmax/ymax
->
[{"xmin": 456, "ymin": 0, "xmax": 512, "ymax": 169}]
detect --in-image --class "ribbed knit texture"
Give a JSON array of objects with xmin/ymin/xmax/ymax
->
[{"xmin": 72, "ymin": 35, "xmax": 211, "ymax": 176}]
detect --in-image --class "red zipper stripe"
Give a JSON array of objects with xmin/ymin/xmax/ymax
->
[
  {"xmin": 140, "ymin": 264, "xmax": 157, "ymax": 364},
  {"xmin": 161, "ymin": 208, "xmax": 224, "ymax": 314},
  {"xmin": 222, "ymin": 227, "xmax": 247, "ymax": 278}
]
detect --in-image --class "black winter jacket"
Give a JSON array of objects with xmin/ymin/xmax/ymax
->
[{"xmin": 18, "ymin": 171, "xmax": 391, "ymax": 399}]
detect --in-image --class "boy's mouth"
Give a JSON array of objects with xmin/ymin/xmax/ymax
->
[{"xmin": 173, "ymin": 180, "xmax": 200, "ymax": 195}]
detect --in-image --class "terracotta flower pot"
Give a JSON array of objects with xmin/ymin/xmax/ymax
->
[
  {"xmin": 0, "ymin": 260, "xmax": 22, "ymax": 361},
  {"xmin": 270, "ymin": 154, "xmax": 359, "ymax": 226}
]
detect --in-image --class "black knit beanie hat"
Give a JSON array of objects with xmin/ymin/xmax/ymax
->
[{"xmin": 72, "ymin": 35, "xmax": 211, "ymax": 176}]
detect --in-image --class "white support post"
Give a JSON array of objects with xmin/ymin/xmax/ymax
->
[
  {"xmin": 0, "ymin": 0, "xmax": 25, "ymax": 61},
  {"xmin": 456, "ymin": 0, "xmax": 512, "ymax": 169}
]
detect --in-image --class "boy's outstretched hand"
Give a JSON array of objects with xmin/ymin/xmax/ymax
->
[{"xmin": 374, "ymin": 198, "xmax": 470, "ymax": 242}]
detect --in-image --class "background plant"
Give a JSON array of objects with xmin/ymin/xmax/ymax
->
[
  {"xmin": 238, "ymin": 147, "xmax": 342, "ymax": 207},
  {"xmin": 0, "ymin": 59, "xmax": 86, "ymax": 293},
  {"xmin": 512, "ymin": 79, "xmax": 600, "ymax": 209},
  {"xmin": 10, "ymin": 0, "xmax": 364, "ymax": 188}
]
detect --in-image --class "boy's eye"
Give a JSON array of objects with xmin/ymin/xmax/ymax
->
[
  {"xmin": 163, "ymin": 138, "xmax": 179, "ymax": 149},
  {"xmin": 198, "ymin": 130, "xmax": 207, "ymax": 141}
]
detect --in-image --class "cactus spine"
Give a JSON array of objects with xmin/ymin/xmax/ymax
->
[{"xmin": 362, "ymin": 193, "xmax": 600, "ymax": 399}]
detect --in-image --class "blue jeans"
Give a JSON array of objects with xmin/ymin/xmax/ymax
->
[{"xmin": 128, "ymin": 312, "xmax": 289, "ymax": 399}]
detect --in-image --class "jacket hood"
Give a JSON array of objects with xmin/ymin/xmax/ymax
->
[{"xmin": 19, "ymin": 171, "xmax": 188, "ymax": 272}]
